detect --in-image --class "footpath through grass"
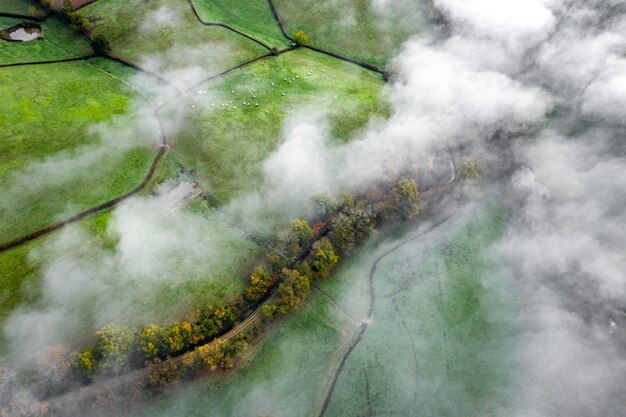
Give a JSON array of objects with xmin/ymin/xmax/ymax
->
[
  {"xmin": 171, "ymin": 48, "xmax": 387, "ymax": 203},
  {"xmin": 0, "ymin": 58, "xmax": 158, "ymax": 243},
  {"xmin": 319, "ymin": 201, "xmax": 518, "ymax": 416}
]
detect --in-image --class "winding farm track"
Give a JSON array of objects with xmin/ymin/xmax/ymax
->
[{"xmin": 318, "ymin": 215, "xmax": 453, "ymax": 417}]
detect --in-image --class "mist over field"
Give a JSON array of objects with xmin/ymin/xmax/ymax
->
[{"xmin": 1, "ymin": 0, "xmax": 626, "ymax": 416}]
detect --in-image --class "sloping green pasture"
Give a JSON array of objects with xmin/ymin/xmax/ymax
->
[
  {"xmin": 191, "ymin": 0, "xmax": 289, "ymax": 49},
  {"xmin": 171, "ymin": 47, "xmax": 387, "ymax": 203},
  {"xmin": 76, "ymin": 0, "xmax": 269, "ymax": 80},
  {"xmin": 0, "ymin": 15, "xmax": 91, "ymax": 64},
  {"xmin": 0, "ymin": 58, "xmax": 158, "ymax": 243},
  {"xmin": 274, "ymin": 0, "xmax": 432, "ymax": 68}
]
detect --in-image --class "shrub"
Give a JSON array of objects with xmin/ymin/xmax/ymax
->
[
  {"xmin": 293, "ymin": 30, "xmax": 309, "ymax": 46},
  {"xmin": 91, "ymin": 35, "xmax": 111, "ymax": 55}
]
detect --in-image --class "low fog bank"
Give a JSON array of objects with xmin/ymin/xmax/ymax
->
[{"xmin": 2, "ymin": 0, "xmax": 626, "ymax": 415}]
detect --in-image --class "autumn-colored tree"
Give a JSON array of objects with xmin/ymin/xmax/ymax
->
[
  {"xmin": 139, "ymin": 324, "xmax": 169, "ymax": 359},
  {"xmin": 95, "ymin": 323, "xmax": 134, "ymax": 373},
  {"xmin": 147, "ymin": 358, "xmax": 181, "ymax": 387},
  {"xmin": 290, "ymin": 218, "xmax": 313, "ymax": 245},
  {"xmin": 311, "ymin": 238, "xmax": 339, "ymax": 280},
  {"xmin": 69, "ymin": 346, "xmax": 96, "ymax": 378},
  {"xmin": 276, "ymin": 268, "xmax": 311, "ymax": 315},
  {"xmin": 390, "ymin": 178, "xmax": 420, "ymax": 220},
  {"xmin": 244, "ymin": 266, "xmax": 273, "ymax": 302}
]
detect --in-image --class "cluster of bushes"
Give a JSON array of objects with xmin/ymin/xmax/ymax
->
[
  {"xmin": 147, "ymin": 321, "xmax": 265, "ymax": 387},
  {"xmin": 70, "ymin": 305, "xmax": 236, "ymax": 378},
  {"xmin": 70, "ymin": 324, "xmax": 134, "ymax": 378},
  {"xmin": 67, "ymin": 177, "xmax": 421, "ymax": 381}
]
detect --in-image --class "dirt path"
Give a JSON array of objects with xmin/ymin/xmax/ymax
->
[{"xmin": 318, "ymin": 215, "xmax": 452, "ymax": 417}]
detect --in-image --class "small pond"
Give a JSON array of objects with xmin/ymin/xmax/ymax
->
[{"xmin": 1, "ymin": 24, "xmax": 42, "ymax": 42}]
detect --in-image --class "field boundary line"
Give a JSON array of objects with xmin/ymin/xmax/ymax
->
[
  {"xmin": 0, "ymin": 147, "xmax": 167, "ymax": 253},
  {"xmin": 266, "ymin": 0, "xmax": 387, "ymax": 77},
  {"xmin": 186, "ymin": 0, "xmax": 274, "ymax": 51},
  {"xmin": 0, "ymin": 11, "xmax": 50, "ymax": 21},
  {"xmin": 0, "ymin": 54, "xmax": 97, "ymax": 68}
]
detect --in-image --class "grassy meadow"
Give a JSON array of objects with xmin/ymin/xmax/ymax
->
[
  {"xmin": 76, "ymin": 0, "xmax": 269, "ymax": 80},
  {"xmin": 0, "ymin": 0, "xmax": 46, "ymax": 16},
  {"xmin": 0, "ymin": 58, "xmax": 159, "ymax": 243},
  {"xmin": 191, "ymin": 0, "xmax": 289, "ymax": 49},
  {"xmin": 274, "ymin": 0, "xmax": 432, "ymax": 68},
  {"xmin": 170, "ymin": 47, "xmax": 387, "ymax": 203},
  {"xmin": 0, "ymin": 15, "xmax": 92, "ymax": 64}
]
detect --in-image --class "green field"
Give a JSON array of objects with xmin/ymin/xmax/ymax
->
[
  {"xmin": 0, "ymin": 15, "xmax": 92, "ymax": 64},
  {"xmin": 76, "ymin": 0, "xmax": 269, "ymax": 80},
  {"xmin": 191, "ymin": 0, "xmax": 289, "ymax": 49},
  {"xmin": 0, "ymin": 193, "xmax": 263, "ymax": 351},
  {"xmin": 113, "ymin": 200, "xmax": 518, "ymax": 417},
  {"xmin": 127, "ymin": 293, "xmax": 353, "ymax": 417},
  {"xmin": 0, "ymin": 0, "xmax": 46, "ymax": 16},
  {"xmin": 171, "ymin": 48, "xmax": 387, "ymax": 203},
  {"xmin": 274, "ymin": 0, "xmax": 432, "ymax": 67},
  {"xmin": 0, "ymin": 58, "xmax": 159, "ymax": 243}
]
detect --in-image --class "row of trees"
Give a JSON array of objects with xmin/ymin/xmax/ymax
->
[
  {"xmin": 70, "ymin": 305, "xmax": 236, "ymax": 378},
  {"xmin": 68, "ymin": 177, "xmax": 421, "ymax": 381}
]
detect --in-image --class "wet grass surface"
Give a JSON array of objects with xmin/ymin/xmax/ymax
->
[
  {"xmin": 0, "ymin": 15, "xmax": 91, "ymax": 64},
  {"xmin": 0, "ymin": 58, "xmax": 158, "ymax": 242},
  {"xmin": 0, "ymin": 192, "xmax": 263, "ymax": 352},
  {"xmin": 192, "ymin": 0, "xmax": 289, "ymax": 49},
  {"xmin": 274, "ymin": 0, "xmax": 432, "ymax": 68},
  {"xmin": 171, "ymin": 48, "xmax": 387, "ymax": 203},
  {"xmin": 102, "ymin": 200, "xmax": 518, "ymax": 417},
  {"xmin": 126, "ymin": 293, "xmax": 351, "ymax": 417}
]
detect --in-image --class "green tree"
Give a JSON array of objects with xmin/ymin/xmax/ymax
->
[
  {"xmin": 311, "ymin": 190, "xmax": 337, "ymax": 217},
  {"xmin": 293, "ymin": 30, "xmax": 309, "ymax": 46},
  {"xmin": 244, "ymin": 266, "xmax": 273, "ymax": 302},
  {"xmin": 459, "ymin": 156, "xmax": 482, "ymax": 180},
  {"xmin": 330, "ymin": 206, "xmax": 375, "ymax": 254},
  {"xmin": 91, "ymin": 35, "xmax": 111, "ymax": 55},
  {"xmin": 94, "ymin": 323, "xmax": 134, "ymax": 373},
  {"xmin": 69, "ymin": 346, "xmax": 96, "ymax": 378},
  {"xmin": 276, "ymin": 268, "xmax": 311, "ymax": 314},
  {"xmin": 290, "ymin": 218, "xmax": 313, "ymax": 245},
  {"xmin": 390, "ymin": 178, "xmax": 420, "ymax": 220},
  {"xmin": 311, "ymin": 238, "xmax": 339, "ymax": 280}
]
